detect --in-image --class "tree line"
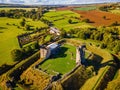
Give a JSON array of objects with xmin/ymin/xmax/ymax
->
[
  {"xmin": 0, "ymin": 7, "xmax": 48, "ymax": 20},
  {"xmin": 61, "ymin": 26, "xmax": 120, "ymax": 55}
]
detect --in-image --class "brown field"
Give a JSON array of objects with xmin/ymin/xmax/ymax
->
[
  {"xmin": 57, "ymin": 6, "xmax": 120, "ymax": 27},
  {"xmin": 73, "ymin": 10, "xmax": 120, "ymax": 27},
  {"xmin": 56, "ymin": 6, "xmax": 74, "ymax": 11}
]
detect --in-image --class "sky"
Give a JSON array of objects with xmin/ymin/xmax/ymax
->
[{"xmin": 0, "ymin": 0, "xmax": 120, "ymax": 5}]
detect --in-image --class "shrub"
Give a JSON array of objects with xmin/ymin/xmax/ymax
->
[
  {"xmin": 82, "ymin": 18, "xmax": 90, "ymax": 23},
  {"xmin": 68, "ymin": 19, "xmax": 72, "ymax": 24},
  {"xmin": 31, "ymin": 42, "xmax": 39, "ymax": 51},
  {"xmin": 11, "ymin": 49, "xmax": 24, "ymax": 61},
  {"xmin": 6, "ymin": 23, "xmax": 10, "ymax": 25},
  {"xmin": 23, "ymin": 46, "xmax": 33, "ymax": 56},
  {"xmin": 25, "ymin": 25, "xmax": 31, "ymax": 31}
]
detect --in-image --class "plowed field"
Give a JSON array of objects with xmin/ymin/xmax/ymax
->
[{"xmin": 73, "ymin": 10, "xmax": 120, "ymax": 27}]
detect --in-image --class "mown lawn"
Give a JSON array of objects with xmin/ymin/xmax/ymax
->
[
  {"xmin": 0, "ymin": 17, "xmax": 46, "ymax": 66},
  {"xmin": 39, "ymin": 44, "xmax": 76, "ymax": 75},
  {"xmin": 43, "ymin": 10, "xmax": 92, "ymax": 31}
]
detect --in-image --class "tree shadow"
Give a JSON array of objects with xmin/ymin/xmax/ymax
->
[
  {"xmin": 0, "ymin": 64, "xmax": 15, "ymax": 75},
  {"xmin": 71, "ymin": 22, "xmax": 79, "ymax": 24},
  {"xmin": 88, "ymin": 21, "xmax": 95, "ymax": 23},
  {"xmin": 0, "ymin": 31, "xmax": 3, "ymax": 33},
  {"xmin": 50, "ymin": 47, "xmax": 68, "ymax": 59},
  {"xmin": 87, "ymin": 53, "xmax": 116, "ymax": 75},
  {"xmin": 100, "ymin": 60, "xmax": 116, "ymax": 68},
  {"xmin": 87, "ymin": 54, "xmax": 103, "ymax": 74},
  {"xmin": 0, "ymin": 27, "xmax": 7, "ymax": 30}
]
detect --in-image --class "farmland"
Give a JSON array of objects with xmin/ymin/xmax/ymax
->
[
  {"xmin": 43, "ymin": 10, "xmax": 92, "ymax": 31},
  {"xmin": 74, "ymin": 6, "xmax": 97, "ymax": 11},
  {"xmin": 109, "ymin": 10, "xmax": 120, "ymax": 14},
  {"xmin": 0, "ymin": 17, "xmax": 47, "ymax": 66},
  {"xmin": 73, "ymin": 10, "xmax": 120, "ymax": 27},
  {"xmin": 0, "ymin": 2, "xmax": 120, "ymax": 90},
  {"xmin": 56, "ymin": 6, "xmax": 120, "ymax": 27}
]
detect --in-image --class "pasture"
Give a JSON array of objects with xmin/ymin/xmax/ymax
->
[
  {"xmin": 74, "ymin": 6, "xmax": 97, "ymax": 11},
  {"xmin": 38, "ymin": 44, "xmax": 76, "ymax": 75},
  {"xmin": 0, "ymin": 17, "xmax": 46, "ymax": 66},
  {"xmin": 109, "ymin": 10, "xmax": 120, "ymax": 14},
  {"xmin": 43, "ymin": 10, "xmax": 92, "ymax": 31}
]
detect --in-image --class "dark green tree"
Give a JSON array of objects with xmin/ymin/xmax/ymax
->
[
  {"xmin": 68, "ymin": 19, "xmax": 72, "ymax": 24},
  {"xmin": 11, "ymin": 49, "xmax": 23, "ymax": 61},
  {"xmin": 20, "ymin": 19, "xmax": 25, "ymax": 27}
]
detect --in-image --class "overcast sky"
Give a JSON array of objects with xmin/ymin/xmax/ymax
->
[{"xmin": 0, "ymin": 0, "xmax": 119, "ymax": 5}]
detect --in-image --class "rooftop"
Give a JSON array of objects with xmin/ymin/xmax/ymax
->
[{"xmin": 47, "ymin": 43, "xmax": 60, "ymax": 49}]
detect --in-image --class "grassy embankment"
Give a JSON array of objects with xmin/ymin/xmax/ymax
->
[
  {"xmin": 64, "ymin": 39, "xmax": 114, "ymax": 90},
  {"xmin": 81, "ymin": 44, "xmax": 114, "ymax": 90}
]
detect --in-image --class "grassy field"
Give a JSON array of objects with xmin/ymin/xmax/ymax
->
[
  {"xmin": 74, "ymin": 6, "xmax": 97, "ymax": 11},
  {"xmin": 109, "ymin": 10, "xmax": 120, "ymax": 14},
  {"xmin": 0, "ymin": 8, "xmax": 37, "ymax": 11},
  {"xmin": 43, "ymin": 10, "xmax": 92, "ymax": 31},
  {"xmin": 39, "ymin": 44, "xmax": 76, "ymax": 75},
  {"xmin": 0, "ymin": 17, "xmax": 46, "ymax": 66}
]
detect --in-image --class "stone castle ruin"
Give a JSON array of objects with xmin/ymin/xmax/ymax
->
[
  {"xmin": 76, "ymin": 45, "xmax": 86, "ymax": 66},
  {"xmin": 40, "ymin": 43, "xmax": 61, "ymax": 59}
]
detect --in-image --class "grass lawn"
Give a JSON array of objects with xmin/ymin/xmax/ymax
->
[
  {"xmin": 0, "ymin": 17, "xmax": 46, "ymax": 66},
  {"xmin": 39, "ymin": 44, "xmax": 76, "ymax": 75},
  {"xmin": 43, "ymin": 10, "xmax": 92, "ymax": 31},
  {"xmin": 74, "ymin": 6, "xmax": 97, "ymax": 11},
  {"xmin": 109, "ymin": 10, "xmax": 120, "ymax": 14}
]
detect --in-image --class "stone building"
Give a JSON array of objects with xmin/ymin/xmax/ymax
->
[
  {"xmin": 76, "ymin": 45, "xmax": 86, "ymax": 66},
  {"xmin": 50, "ymin": 27, "xmax": 60, "ymax": 35},
  {"xmin": 40, "ymin": 43, "xmax": 60, "ymax": 59}
]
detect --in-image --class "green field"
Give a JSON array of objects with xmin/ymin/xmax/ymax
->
[
  {"xmin": 74, "ymin": 6, "xmax": 97, "ymax": 11},
  {"xmin": 39, "ymin": 44, "xmax": 76, "ymax": 75},
  {"xmin": 43, "ymin": 10, "xmax": 92, "ymax": 31},
  {"xmin": 0, "ymin": 8, "xmax": 37, "ymax": 11},
  {"xmin": 109, "ymin": 10, "xmax": 120, "ymax": 14},
  {"xmin": 0, "ymin": 17, "xmax": 47, "ymax": 66}
]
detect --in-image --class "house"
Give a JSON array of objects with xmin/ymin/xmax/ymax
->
[
  {"xmin": 40, "ymin": 43, "xmax": 60, "ymax": 59},
  {"xmin": 76, "ymin": 45, "xmax": 86, "ymax": 66},
  {"xmin": 50, "ymin": 27, "xmax": 60, "ymax": 35}
]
